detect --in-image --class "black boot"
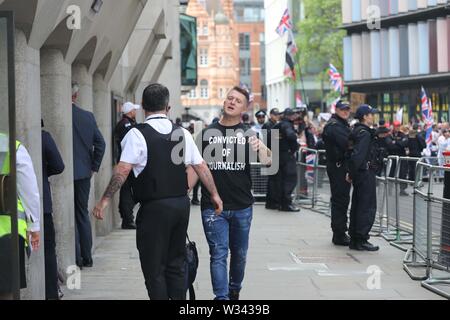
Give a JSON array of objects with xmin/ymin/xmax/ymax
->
[
  {"xmin": 279, "ymin": 205, "xmax": 300, "ymax": 212},
  {"xmin": 229, "ymin": 290, "xmax": 240, "ymax": 301},
  {"xmin": 332, "ymin": 233, "xmax": 350, "ymax": 246},
  {"xmin": 122, "ymin": 221, "xmax": 137, "ymax": 230},
  {"xmin": 349, "ymin": 239, "xmax": 379, "ymax": 251}
]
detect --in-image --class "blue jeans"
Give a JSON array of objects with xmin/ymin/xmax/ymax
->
[{"xmin": 201, "ymin": 206, "xmax": 253, "ymax": 300}]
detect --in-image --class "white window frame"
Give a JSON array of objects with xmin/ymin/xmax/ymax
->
[
  {"xmin": 200, "ymin": 87, "xmax": 209, "ymax": 99},
  {"xmin": 200, "ymin": 48, "xmax": 208, "ymax": 67},
  {"xmin": 188, "ymin": 88, "xmax": 197, "ymax": 99}
]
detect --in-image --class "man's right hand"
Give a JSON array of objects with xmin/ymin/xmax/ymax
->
[
  {"xmin": 93, "ymin": 198, "xmax": 110, "ymax": 220},
  {"xmin": 211, "ymin": 193, "xmax": 223, "ymax": 215}
]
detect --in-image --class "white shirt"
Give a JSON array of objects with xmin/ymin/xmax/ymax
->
[
  {"xmin": 437, "ymin": 135, "xmax": 449, "ymax": 152},
  {"xmin": 432, "ymin": 131, "xmax": 439, "ymax": 144},
  {"xmin": 17, "ymin": 145, "xmax": 41, "ymax": 232},
  {"xmin": 120, "ymin": 114, "xmax": 204, "ymax": 177}
]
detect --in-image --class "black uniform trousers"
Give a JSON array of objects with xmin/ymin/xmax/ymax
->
[
  {"xmin": 349, "ymin": 169, "xmax": 377, "ymax": 241},
  {"xmin": 266, "ymin": 173, "xmax": 281, "ymax": 207},
  {"xmin": 119, "ymin": 176, "xmax": 136, "ymax": 224},
  {"xmin": 74, "ymin": 178, "xmax": 93, "ymax": 265},
  {"xmin": 136, "ymin": 195, "xmax": 190, "ymax": 300},
  {"xmin": 327, "ymin": 164, "xmax": 351, "ymax": 236},
  {"xmin": 280, "ymin": 152, "xmax": 298, "ymax": 208},
  {"xmin": 408, "ymin": 159, "xmax": 419, "ymax": 183},
  {"xmin": 44, "ymin": 213, "xmax": 58, "ymax": 300}
]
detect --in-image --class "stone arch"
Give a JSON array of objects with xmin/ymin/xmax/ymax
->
[
  {"xmin": 72, "ymin": 36, "xmax": 97, "ymax": 70},
  {"xmin": 41, "ymin": 15, "xmax": 74, "ymax": 57},
  {"xmin": 94, "ymin": 51, "xmax": 112, "ymax": 79}
]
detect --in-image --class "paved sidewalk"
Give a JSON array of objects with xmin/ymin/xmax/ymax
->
[{"xmin": 64, "ymin": 205, "xmax": 443, "ymax": 300}]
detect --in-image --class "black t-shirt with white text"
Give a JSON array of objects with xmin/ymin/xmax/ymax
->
[{"xmin": 200, "ymin": 122, "xmax": 255, "ymax": 211}]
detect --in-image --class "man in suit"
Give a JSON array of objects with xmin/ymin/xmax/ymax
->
[
  {"xmin": 72, "ymin": 82, "xmax": 106, "ymax": 268},
  {"xmin": 41, "ymin": 120, "xmax": 65, "ymax": 299}
]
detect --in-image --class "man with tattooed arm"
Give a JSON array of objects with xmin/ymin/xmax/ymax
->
[{"xmin": 93, "ymin": 83, "xmax": 222, "ymax": 300}]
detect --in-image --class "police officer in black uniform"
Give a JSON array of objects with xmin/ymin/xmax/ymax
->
[
  {"xmin": 262, "ymin": 109, "xmax": 280, "ymax": 134},
  {"xmin": 390, "ymin": 121, "xmax": 409, "ymax": 195},
  {"xmin": 322, "ymin": 101, "xmax": 352, "ymax": 246},
  {"xmin": 263, "ymin": 109, "xmax": 280, "ymax": 209},
  {"xmin": 267, "ymin": 108, "xmax": 300, "ymax": 212},
  {"xmin": 348, "ymin": 104, "xmax": 379, "ymax": 251},
  {"xmin": 373, "ymin": 126, "xmax": 391, "ymax": 177},
  {"xmin": 406, "ymin": 124, "xmax": 426, "ymax": 182},
  {"xmin": 114, "ymin": 102, "xmax": 140, "ymax": 229}
]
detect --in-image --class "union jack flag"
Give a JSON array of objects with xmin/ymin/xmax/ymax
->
[
  {"xmin": 284, "ymin": 30, "xmax": 297, "ymax": 80},
  {"xmin": 305, "ymin": 153, "xmax": 316, "ymax": 184},
  {"xmin": 296, "ymin": 91, "xmax": 303, "ymax": 108},
  {"xmin": 276, "ymin": 9, "xmax": 293, "ymax": 36},
  {"xmin": 421, "ymin": 86, "xmax": 434, "ymax": 148},
  {"xmin": 328, "ymin": 64, "xmax": 344, "ymax": 95}
]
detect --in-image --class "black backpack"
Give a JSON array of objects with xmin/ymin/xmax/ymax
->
[{"xmin": 185, "ymin": 235, "xmax": 199, "ymax": 300}]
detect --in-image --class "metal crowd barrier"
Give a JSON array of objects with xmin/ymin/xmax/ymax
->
[
  {"xmin": 371, "ymin": 160, "xmax": 389, "ymax": 237},
  {"xmin": 250, "ymin": 148, "xmax": 331, "ymax": 214},
  {"xmin": 380, "ymin": 156, "xmax": 421, "ymax": 251},
  {"xmin": 294, "ymin": 148, "xmax": 330, "ymax": 216},
  {"xmin": 250, "ymin": 163, "xmax": 269, "ymax": 200},
  {"xmin": 403, "ymin": 160, "xmax": 450, "ymax": 299}
]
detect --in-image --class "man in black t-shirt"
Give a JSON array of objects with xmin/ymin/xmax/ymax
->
[{"xmin": 199, "ymin": 86, "xmax": 272, "ymax": 300}]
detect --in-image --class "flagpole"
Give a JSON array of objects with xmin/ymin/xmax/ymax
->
[
  {"xmin": 296, "ymin": 55, "xmax": 307, "ymax": 106},
  {"xmin": 291, "ymin": 28, "xmax": 306, "ymax": 106}
]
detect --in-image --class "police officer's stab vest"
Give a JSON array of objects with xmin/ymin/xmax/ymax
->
[
  {"xmin": 323, "ymin": 117, "xmax": 350, "ymax": 165},
  {"xmin": 0, "ymin": 139, "xmax": 28, "ymax": 240},
  {"xmin": 132, "ymin": 123, "xmax": 189, "ymax": 203},
  {"xmin": 274, "ymin": 120, "xmax": 299, "ymax": 154},
  {"xmin": 349, "ymin": 124, "xmax": 377, "ymax": 171}
]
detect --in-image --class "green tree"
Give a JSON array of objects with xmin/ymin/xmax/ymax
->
[{"xmin": 295, "ymin": 0, "xmax": 346, "ymax": 104}]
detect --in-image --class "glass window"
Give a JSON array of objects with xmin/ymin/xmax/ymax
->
[
  {"xmin": 199, "ymin": 48, "xmax": 208, "ymax": 66},
  {"xmin": 180, "ymin": 14, "xmax": 198, "ymax": 86},
  {"xmin": 200, "ymin": 80, "xmax": 208, "ymax": 99},
  {"xmin": 188, "ymin": 89, "xmax": 197, "ymax": 99},
  {"xmin": 240, "ymin": 58, "xmax": 251, "ymax": 76},
  {"xmin": 239, "ymin": 33, "xmax": 250, "ymax": 51}
]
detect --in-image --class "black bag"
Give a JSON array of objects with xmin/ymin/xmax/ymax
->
[{"xmin": 185, "ymin": 235, "xmax": 199, "ymax": 300}]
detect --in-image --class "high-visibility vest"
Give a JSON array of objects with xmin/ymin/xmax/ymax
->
[{"xmin": 0, "ymin": 138, "xmax": 28, "ymax": 240}]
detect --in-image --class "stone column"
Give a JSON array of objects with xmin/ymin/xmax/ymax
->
[
  {"xmin": 93, "ymin": 73, "xmax": 117, "ymax": 235},
  {"xmin": 71, "ymin": 64, "xmax": 96, "ymax": 248},
  {"xmin": 40, "ymin": 48, "xmax": 75, "ymax": 279},
  {"xmin": 15, "ymin": 28, "xmax": 45, "ymax": 300}
]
